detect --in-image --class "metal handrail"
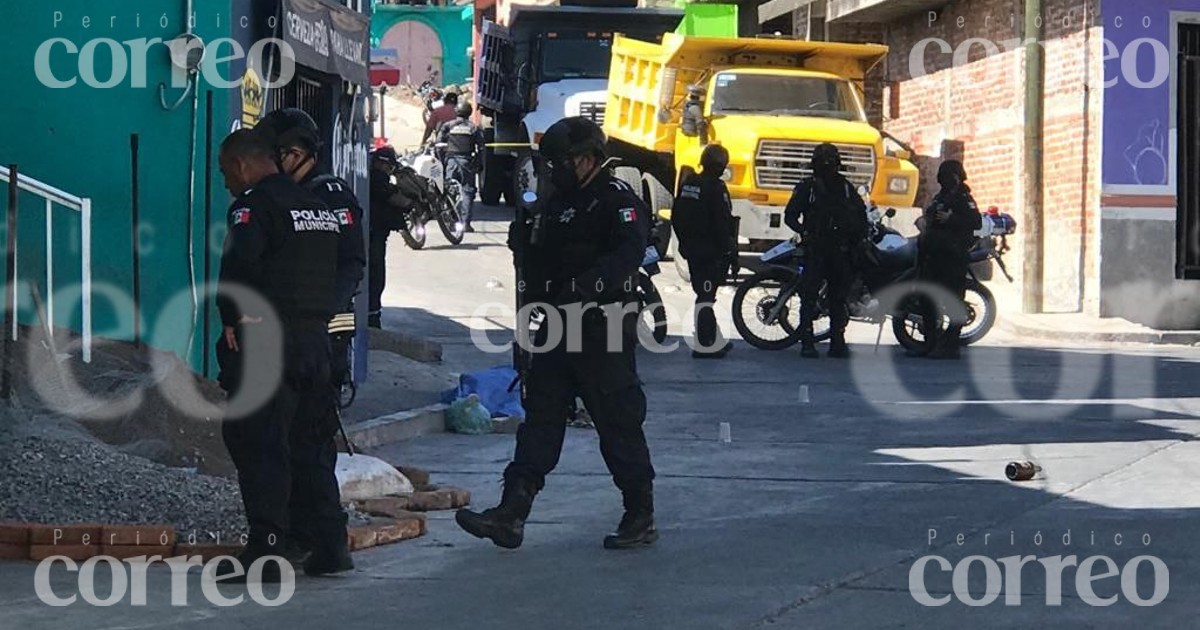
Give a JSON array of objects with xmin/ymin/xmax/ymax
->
[
  {"xmin": 0, "ymin": 165, "xmax": 93, "ymax": 363},
  {"xmin": 0, "ymin": 165, "xmax": 84, "ymax": 210}
]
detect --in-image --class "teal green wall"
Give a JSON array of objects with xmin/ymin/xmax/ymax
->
[
  {"xmin": 372, "ymin": 4, "xmax": 474, "ymax": 86},
  {"xmin": 0, "ymin": 0, "xmax": 235, "ymax": 374}
]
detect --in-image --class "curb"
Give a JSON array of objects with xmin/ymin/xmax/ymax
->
[
  {"xmin": 344, "ymin": 403, "xmax": 447, "ymax": 450},
  {"xmin": 368, "ymin": 329, "xmax": 443, "ymax": 363},
  {"xmin": 997, "ymin": 317, "xmax": 1200, "ymax": 346}
]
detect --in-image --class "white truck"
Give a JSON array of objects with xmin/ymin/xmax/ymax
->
[{"xmin": 475, "ymin": 2, "xmax": 683, "ymax": 204}]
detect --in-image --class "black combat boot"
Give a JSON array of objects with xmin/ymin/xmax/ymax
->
[
  {"xmin": 303, "ymin": 536, "xmax": 355, "ymax": 577},
  {"xmin": 603, "ymin": 485, "xmax": 658, "ymax": 550},
  {"xmin": 929, "ymin": 325, "xmax": 962, "ymax": 360},
  {"xmin": 799, "ymin": 334, "xmax": 820, "ymax": 358},
  {"xmin": 827, "ymin": 333, "xmax": 850, "ymax": 359},
  {"xmin": 455, "ymin": 477, "xmax": 537, "ymax": 549}
]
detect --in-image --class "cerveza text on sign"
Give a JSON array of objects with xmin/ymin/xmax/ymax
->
[{"xmin": 286, "ymin": 9, "xmax": 329, "ymax": 57}]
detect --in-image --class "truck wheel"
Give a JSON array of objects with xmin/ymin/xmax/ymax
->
[
  {"xmin": 480, "ymin": 128, "xmax": 503, "ymax": 206},
  {"xmin": 613, "ymin": 166, "xmax": 643, "ymax": 199}
]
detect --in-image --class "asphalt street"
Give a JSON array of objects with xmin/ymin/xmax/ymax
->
[{"xmin": 2, "ymin": 204, "xmax": 1198, "ymax": 629}]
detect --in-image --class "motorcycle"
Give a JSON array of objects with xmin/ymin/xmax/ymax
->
[
  {"xmin": 394, "ymin": 144, "xmax": 466, "ymax": 249},
  {"xmin": 417, "ymin": 80, "xmax": 444, "ymax": 125},
  {"xmin": 731, "ymin": 199, "xmax": 1017, "ymax": 352}
]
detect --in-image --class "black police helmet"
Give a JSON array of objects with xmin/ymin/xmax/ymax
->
[
  {"xmin": 372, "ymin": 145, "xmax": 399, "ymax": 163},
  {"xmin": 810, "ymin": 142, "xmax": 842, "ymax": 173},
  {"xmin": 700, "ymin": 144, "xmax": 730, "ymax": 175},
  {"xmin": 539, "ymin": 117, "xmax": 607, "ymax": 163},
  {"xmin": 258, "ymin": 108, "xmax": 322, "ymax": 155},
  {"xmin": 455, "ymin": 102, "xmax": 473, "ymax": 118},
  {"xmin": 937, "ymin": 159, "xmax": 968, "ymax": 183}
]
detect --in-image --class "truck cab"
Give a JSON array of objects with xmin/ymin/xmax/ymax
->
[
  {"xmin": 475, "ymin": 4, "xmax": 683, "ymax": 203},
  {"xmin": 698, "ymin": 67, "xmax": 917, "ymax": 241},
  {"xmin": 602, "ymin": 33, "xmax": 919, "ymax": 260}
]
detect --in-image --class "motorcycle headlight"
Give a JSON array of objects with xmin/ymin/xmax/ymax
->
[{"xmin": 887, "ymin": 176, "xmax": 909, "ymax": 194}]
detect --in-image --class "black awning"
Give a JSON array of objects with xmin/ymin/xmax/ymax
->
[{"xmin": 282, "ymin": 0, "xmax": 369, "ymax": 85}]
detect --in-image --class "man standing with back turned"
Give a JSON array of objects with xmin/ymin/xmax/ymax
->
[{"xmin": 215, "ymin": 129, "xmax": 350, "ymax": 581}]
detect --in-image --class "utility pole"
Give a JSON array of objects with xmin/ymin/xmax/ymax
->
[{"xmin": 1022, "ymin": 0, "xmax": 1045, "ymax": 313}]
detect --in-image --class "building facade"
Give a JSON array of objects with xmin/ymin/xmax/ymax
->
[
  {"xmin": 810, "ymin": 0, "xmax": 1200, "ymax": 327},
  {"xmin": 0, "ymin": 0, "xmax": 372, "ymax": 376}
]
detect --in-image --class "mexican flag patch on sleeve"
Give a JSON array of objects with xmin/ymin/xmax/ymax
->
[{"xmin": 619, "ymin": 207, "xmax": 637, "ymax": 223}]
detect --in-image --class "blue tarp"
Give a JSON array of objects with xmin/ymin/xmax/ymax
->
[{"xmin": 441, "ymin": 365, "xmax": 526, "ymax": 419}]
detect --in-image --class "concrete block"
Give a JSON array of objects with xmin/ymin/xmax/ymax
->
[
  {"xmin": 336, "ymin": 453, "xmax": 415, "ymax": 501},
  {"xmin": 344, "ymin": 404, "xmax": 447, "ymax": 450},
  {"xmin": 368, "ymin": 328, "xmax": 443, "ymax": 363}
]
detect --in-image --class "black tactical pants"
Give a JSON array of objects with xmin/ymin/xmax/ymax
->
[
  {"xmin": 919, "ymin": 243, "xmax": 970, "ymax": 338},
  {"xmin": 445, "ymin": 156, "xmax": 476, "ymax": 227},
  {"xmin": 687, "ymin": 256, "xmax": 726, "ymax": 348},
  {"xmin": 218, "ymin": 326, "xmax": 346, "ymax": 556},
  {"xmin": 368, "ymin": 227, "xmax": 389, "ymax": 324},
  {"xmin": 505, "ymin": 307, "xmax": 655, "ymax": 494},
  {"xmin": 800, "ymin": 246, "xmax": 854, "ymax": 341}
]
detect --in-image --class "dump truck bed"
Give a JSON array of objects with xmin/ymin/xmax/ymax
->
[{"xmin": 605, "ymin": 32, "xmax": 887, "ymax": 153}]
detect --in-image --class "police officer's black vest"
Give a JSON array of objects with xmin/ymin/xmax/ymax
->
[
  {"xmin": 255, "ymin": 175, "xmax": 341, "ymax": 325},
  {"xmin": 444, "ymin": 119, "xmax": 476, "ymax": 156}
]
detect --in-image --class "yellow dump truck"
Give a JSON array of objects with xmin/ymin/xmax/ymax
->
[{"xmin": 602, "ymin": 33, "xmax": 919, "ymax": 267}]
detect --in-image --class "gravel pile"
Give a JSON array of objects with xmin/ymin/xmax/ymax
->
[{"xmin": 0, "ymin": 413, "xmax": 246, "ymax": 539}]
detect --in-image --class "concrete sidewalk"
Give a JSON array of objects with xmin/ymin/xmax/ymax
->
[{"xmin": 986, "ymin": 281, "xmax": 1200, "ymax": 345}]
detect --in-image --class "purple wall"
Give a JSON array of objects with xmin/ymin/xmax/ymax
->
[{"xmin": 1101, "ymin": 0, "xmax": 1198, "ymax": 189}]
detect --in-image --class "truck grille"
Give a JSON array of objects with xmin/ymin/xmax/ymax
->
[
  {"xmin": 754, "ymin": 140, "xmax": 876, "ymax": 191},
  {"xmin": 579, "ymin": 102, "xmax": 606, "ymax": 126}
]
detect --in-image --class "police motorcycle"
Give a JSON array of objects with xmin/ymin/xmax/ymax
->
[
  {"xmin": 395, "ymin": 143, "xmax": 466, "ymax": 249},
  {"xmin": 730, "ymin": 190, "xmax": 1017, "ymax": 352}
]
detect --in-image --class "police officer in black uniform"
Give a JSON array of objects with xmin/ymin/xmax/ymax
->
[
  {"xmin": 784, "ymin": 143, "xmax": 868, "ymax": 359},
  {"xmin": 438, "ymin": 102, "xmax": 484, "ymax": 232},
  {"xmin": 366, "ymin": 146, "xmax": 414, "ymax": 328},
  {"xmin": 918, "ymin": 160, "xmax": 982, "ymax": 360},
  {"xmin": 215, "ymin": 129, "xmax": 351, "ymax": 580},
  {"xmin": 255, "ymin": 108, "xmax": 366, "ymax": 562},
  {"xmin": 455, "ymin": 117, "xmax": 657, "ymax": 550},
  {"xmin": 672, "ymin": 144, "xmax": 737, "ymax": 358}
]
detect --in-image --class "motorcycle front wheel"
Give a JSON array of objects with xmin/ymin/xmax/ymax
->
[
  {"xmin": 731, "ymin": 269, "xmax": 812, "ymax": 350},
  {"xmin": 436, "ymin": 184, "xmax": 465, "ymax": 245},
  {"xmin": 960, "ymin": 280, "xmax": 996, "ymax": 346},
  {"xmin": 401, "ymin": 211, "xmax": 428, "ymax": 250},
  {"xmin": 891, "ymin": 279, "xmax": 996, "ymax": 351}
]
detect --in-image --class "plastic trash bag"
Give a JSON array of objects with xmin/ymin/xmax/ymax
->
[
  {"xmin": 441, "ymin": 365, "xmax": 526, "ymax": 419},
  {"xmin": 445, "ymin": 394, "xmax": 493, "ymax": 435}
]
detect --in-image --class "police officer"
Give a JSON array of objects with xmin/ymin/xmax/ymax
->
[
  {"xmin": 783, "ymin": 143, "xmax": 868, "ymax": 359},
  {"xmin": 455, "ymin": 117, "xmax": 657, "ymax": 550},
  {"xmin": 918, "ymin": 160, "xmax": 982, "ymax": 360},
  {"xmin": 255, "ymin": 108, "xmax": 366, "ymax": 562},
  {"xmin": 438, "ymin": 102, "xmax": 484, "ymax": 232},
  {"xmin": 214, "ymin": 129, "xmax": 350, "ymax": 580},
  {"xmin": 366, "ymin": 146, "xmax": 413, "ymax": 328},
  {"xmin": 672, "ymin": 144, "xmax": 737, "ymax": 358}
]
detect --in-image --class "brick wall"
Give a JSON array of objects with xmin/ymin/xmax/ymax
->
[{"xmin": 826, "ymin": 0, "xmax": 1103, "ymax": 313}]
